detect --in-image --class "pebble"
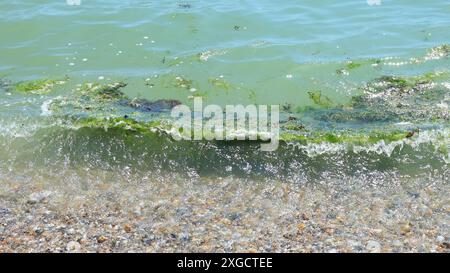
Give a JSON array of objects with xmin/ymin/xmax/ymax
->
[
  {"xmin": 66, "ymin": 228, "xmax": 76, "ymax": 235},
  {"xmin": 66, "ymin": 241, "xmax": 81, "ymax": 253},
  {"xmin": 347, "ymin": 240, "xmax": 363, "ymax": 251},
  {"xmin": 33, "ymin": 226, "xmax": 44, "ymax": 236},
  {"xmin": 0, "ymin": 208, "xmax": 11, "ymax": 216},
  {"xmin": 297, "ymin": 223, "xmax": 306, "ymax": 232},
  {"xmin": 436, "ymin": 236, "xmax": 445, "ymax": 243},
  {"xmin": 97, "ymin": 235, "xmax": 108, "ymax": 243},
  {"xmin": 400, "ymin": 224, "xmax": 412, "ymax": 235},
  {"xmin": 392, "ymin": 240, "xmax": 403, "ymax": 248},
  {"xmin": 366, "ymin": 241, "xmax": 382, "ymax": 253},
  {"xmin": 124, "ymin": 224, "xmax": 132, "ymax": 233}
]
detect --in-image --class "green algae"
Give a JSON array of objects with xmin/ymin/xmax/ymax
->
[
  {"xmin": 150, "ymin": 74, "xmax": 196, "ymax": 90},
  {"xmin": 320, "ymin": 110, "xmax": 395, "ymax": 123},
  {"xmin": 95, "ymin": 82, "xmax": 127, "ymax": 100},
  {"xmin": 281, "ymin": 122, "xmax": 307, "ymax": 131},
  {"xmin": 364, "ymin": 71, "xmax": 449, "ymax": 95},
  {"xmin": 49, "ymin": 79, "xmax": 185, "ymax": 119},
  {"xmin": 73, "ymin": 116, "xmax": 165, "ymax": 134},
  {"xmin": 346, "ymin": 61, "xmax": 363, "ymax": 70},
  {"xmin": 74, "ymin": 81, "xmax": 127, "ymax": 100},
  {"xmin": 336, "ymin": 60, "xmax": 379, "ymax": 75},
  {"xmin": 71, "ymin": 115, "xmax": 414, "ymax": 146},
  {"xmin": 48, "ymin": 81, "xmax": 131, "ymax": 116},
  {"xmin": 369, "ymin": 58, "xmax": 382, "ymax": 66},
  {"xmin": 38, "ymin": 69, "xmax": 449, "ymax": 151},
  {"xmin": 437, "ymin": 144, "xmax": 448, "ymax": 156},
  {"xmin": 174, "ymin": 76, "xmax": 194, "ymax": 90},
  {"xmin": 345, "ymin": 71, "xmax": 450, "ymax": 123},
  {"xmin": 282, "ymin": 103, "xmax": 293, "ymax": 112},
  {"xmin": 14, "ymin": 78, "xmax": 66, "ymax": 95},
  {"xmin": 208, "ymin": 77, "xmax": 232, "ymax": 90},
  {"xmin": 368, "ymin": 75, "xmax": 410, "ymax": 93},
  {"xmin": 308, "ymin": 91, "xmax": 334, "ymax": 108},
  {"xmin": 280, "ymin": 130, "xmax": 412, "ymax": 145}
]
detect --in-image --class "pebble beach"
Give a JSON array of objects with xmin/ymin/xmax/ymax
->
[{"xmin": 1, "ymin": 172, "xmax": 448, "ymax": 253}]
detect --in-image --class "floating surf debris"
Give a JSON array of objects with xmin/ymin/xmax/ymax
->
[
  {"xmin": 307, "ymin": 73, "xmax": 448, "ymax": 127},
  {"xmin": 178, "ymin": 3, "xmax": 192, "ymax": 9},
  {"xmin": 197, "ymin": 50, "xmax": 227, "ymax": 62},
  {"xmin": 424, "ymin": 44, "xmax": 450, "ymax": 61},
  {"xmin": 174, "ymin": 76, "xmax": 194, "ymax": 90},
  {"xmin": 348, "ymin": 73, "xmax": 450, "ymax": 123}
]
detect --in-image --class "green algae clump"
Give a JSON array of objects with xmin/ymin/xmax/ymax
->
[
  {"xmin": 320, "ymin": 110, "xmax": 395, "ymax": 123},
  {"xmin": 346, "ymin": 62, "xmax": 362, "ymax": 70},
  {"xmin": 96, "ymin": 82, "xmax": 127, "ymax": 99},
  {"xmin": 77, "ymin": 82, "xmax": 127, "ymax": 100},
  {"xmin": 365, "ymin": 72, "xmax": 449, "ymax": 95},
  {"xmin": 73, "ymin": 116, "xmax": 164, "ymax": 134},
  {"xmin": 308, "ymin": 91, "xmax": 334, "ymax": 108},
  {"xmin": 280, "ymin": 130, "xmax": 413, "ymax": 145},
  {"xmin": 15, "ymin": 78, "xmax": 66, "ymax": 95}
]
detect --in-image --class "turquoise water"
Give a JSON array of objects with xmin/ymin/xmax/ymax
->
[
  {"xmin": 2, "ymin": 1, "xmax": 450, "ymax": 102},
  {"xmin": 0, "ymin": 0, "xmax": 449, "ymax": 184}
]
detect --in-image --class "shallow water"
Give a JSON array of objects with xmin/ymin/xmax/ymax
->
[{"xmin": 0, "ymin": 1, "xmax": 449, "ymax": 252}]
